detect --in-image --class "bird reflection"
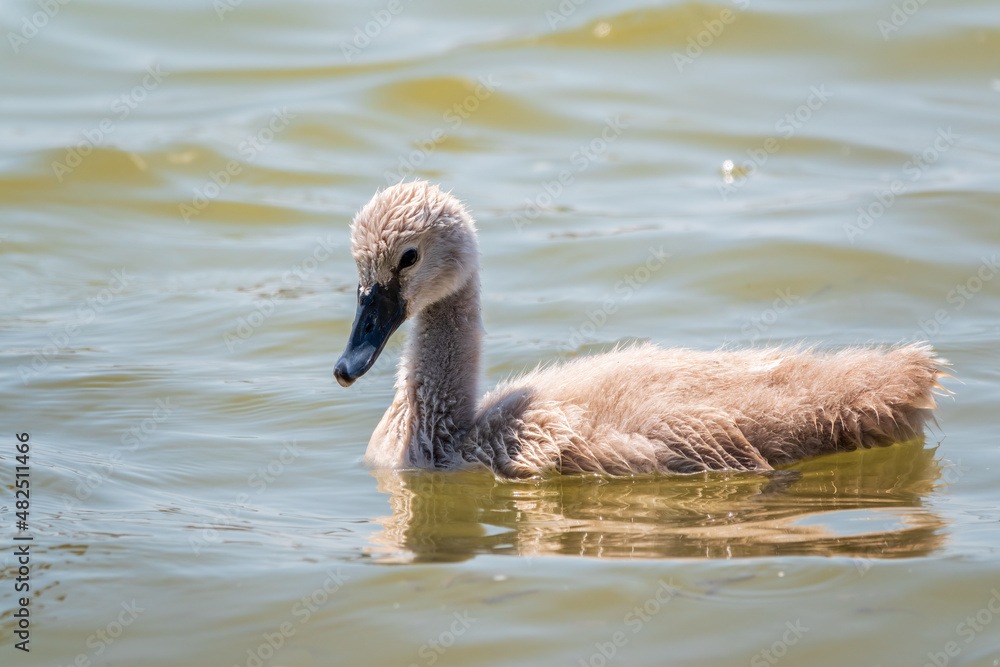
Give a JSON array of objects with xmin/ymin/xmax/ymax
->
[{"xmin": 366, "ymin": 440, "xmax": 948, "ymax": 563}]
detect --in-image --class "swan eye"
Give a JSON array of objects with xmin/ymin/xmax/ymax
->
[{"xmin": 398, "ymin": 248, "xmax": 419, "ymax": 270}]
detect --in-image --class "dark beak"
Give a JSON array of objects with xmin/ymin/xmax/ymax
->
[{"xmin": 334, "ymin": 282, "xmax": 406, "ymax": 387}]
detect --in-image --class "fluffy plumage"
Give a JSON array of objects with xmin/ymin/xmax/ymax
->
[{"xmin": 338, "ymin": 181, "xmax": 948, "ymax": 479}]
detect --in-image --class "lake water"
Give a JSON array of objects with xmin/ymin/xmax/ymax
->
[{"xmin": 2, "ymin": 0, "xmax": 1000, "ymax": 665}]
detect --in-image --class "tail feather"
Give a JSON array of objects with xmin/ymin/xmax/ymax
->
[{"xmin": 747, "ymin": 343, "xmax": 948, "ymax": 466}]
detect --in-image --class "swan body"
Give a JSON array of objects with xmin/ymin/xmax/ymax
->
[{"xmin": 333, "ymin": 181, "xmax": 946, "ymax": 479}]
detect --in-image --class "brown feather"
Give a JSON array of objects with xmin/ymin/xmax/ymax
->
[{"xmin": 344, "ymin": 182, "xmax": 949, "ymax": 479}]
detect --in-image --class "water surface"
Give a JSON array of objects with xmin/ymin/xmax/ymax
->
[{"xmin": 2, "ymin": 0, "xmax": 1000, "ymax": 665}]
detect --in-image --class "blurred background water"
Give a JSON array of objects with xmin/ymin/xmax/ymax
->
[{"xmin": 2, "ymin": 0, "xmax": 1000, "ymax": 665}]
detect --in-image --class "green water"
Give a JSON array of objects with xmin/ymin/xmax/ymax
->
[{"xmin": 2, "ymin": 0, "xmax": 1000, "ymax": 665}]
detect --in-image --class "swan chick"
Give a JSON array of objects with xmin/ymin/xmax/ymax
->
[{"xmin": 334, "ymin": 181, "xmax": 948, "ymax": 478}]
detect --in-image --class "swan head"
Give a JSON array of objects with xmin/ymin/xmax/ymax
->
[{"xmin": 334, "ymin": 181, "xmax": 479, "ymax": 387}]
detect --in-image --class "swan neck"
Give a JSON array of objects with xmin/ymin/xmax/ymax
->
[{"xmin": 403, "ymin": 277, "xmax": 482, "ymax": 465}]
